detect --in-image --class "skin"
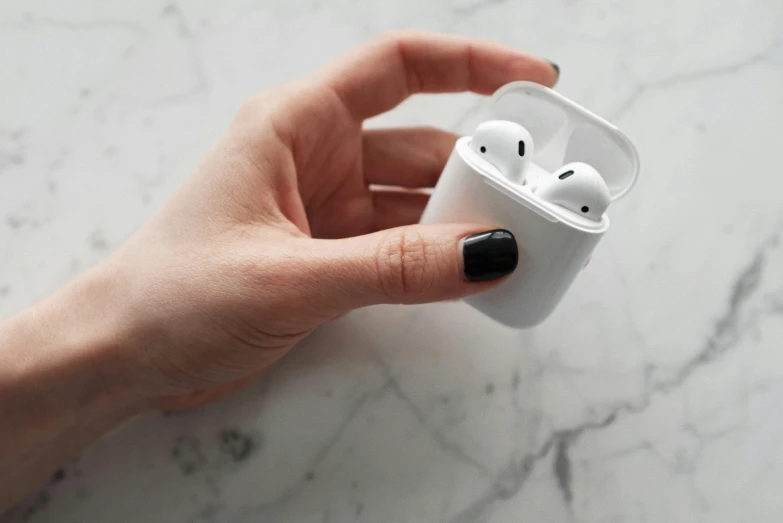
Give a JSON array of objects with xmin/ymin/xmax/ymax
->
[{"xmin": 0, "ymin": 31, "xmax": 557, "ymax": 512}]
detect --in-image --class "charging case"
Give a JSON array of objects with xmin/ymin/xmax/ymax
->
[{"xmin": 420, "ymin": 81, "xmax": 640, "ymax": 328}]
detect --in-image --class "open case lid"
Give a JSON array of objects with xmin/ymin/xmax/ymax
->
[{"xmin": 490, "ymin": 81, "xmax": 640, "ymax": 200}]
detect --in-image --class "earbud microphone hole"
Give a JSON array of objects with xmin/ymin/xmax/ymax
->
[
  {"xmin": 581, "ymin": 206, "xmax": 589, "ymax": 213},
  {"xmin": 480, "ymin": 146, "xmax": 486, "ymax": 153}
]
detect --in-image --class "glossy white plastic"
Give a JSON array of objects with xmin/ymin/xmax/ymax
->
[
  {"xmin": 420, "ymin": 81, "xmax": 640, "ymax": 328},
  {"xmin": 536, "ymin": 162, "xmax": 611, "ymax": 222}
]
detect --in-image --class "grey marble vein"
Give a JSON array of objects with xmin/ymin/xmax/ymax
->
[
  {"xmin": 450, "ymin": 232, "xmax": 781, "ymax": 521},
  {"xmin": 611, "ymin": 38, "xmax": 782, "ymax": 121}
]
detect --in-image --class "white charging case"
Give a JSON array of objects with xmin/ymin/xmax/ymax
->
[{"xmin": 420, "ymin": 81, "xmax": 640, "ymax": 328}]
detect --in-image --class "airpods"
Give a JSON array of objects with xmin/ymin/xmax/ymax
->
[
  {"xmin": 535, "ymin": 162, "xmax": 610, "ymax": 221},
  {"xmin": 469, "ymin": 120, "xmax": 533, "ymax": 184},
  {"xmin": 420, "ymin": 81, "xmax": 640, "ymax": 328},
  {"xmin": 467, "ymin": 123, "xmax": 609, "ymax": 221}
]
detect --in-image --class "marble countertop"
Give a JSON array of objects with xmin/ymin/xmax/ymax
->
[{"xmin": 2, "ymin": 0, "xmax": 783, "ymax": 521}]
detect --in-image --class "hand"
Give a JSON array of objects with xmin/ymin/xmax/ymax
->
[
  {"xmin": 0, "ymin": 30, "xmax": 557, "ymax": 511},
  {"xmin": 86, "ymin": 31, "xmax": 558, "ymax": 410}
]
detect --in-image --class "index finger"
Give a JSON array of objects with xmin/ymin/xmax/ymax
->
[{"xmin": 316, "ymin": 30, "xmax": 559, "ymax": 120}]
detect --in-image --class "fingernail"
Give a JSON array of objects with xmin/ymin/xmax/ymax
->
[
  {"xmin": 463, "ymin": 229, "xmax": 518, "ymax": 282},
  {"xmin": 546, "ymin": 60, "xmax": 560, "ymax": 85}
]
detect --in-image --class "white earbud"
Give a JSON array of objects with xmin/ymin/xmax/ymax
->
[
  {"xmin": 535, "ymin": 162, "xmax": 610, "ymax": 221},
  {"xmin": 469, "ymin": 120, "xmax": 534, "ymax": 184}
]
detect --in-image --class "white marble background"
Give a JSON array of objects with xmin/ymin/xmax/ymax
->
[{"xmin": 2, "ymin": 0, "xmax": 783, "ymax": 521}]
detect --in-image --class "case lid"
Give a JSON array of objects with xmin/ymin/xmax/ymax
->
[{"xmin": 490, "ymin": 81, "xmax": 640, "ymax": 200}]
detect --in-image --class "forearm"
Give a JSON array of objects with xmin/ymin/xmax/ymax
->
[{"xmin": 0, "ymin": 265, "xmax": 148, "ymax": 513}]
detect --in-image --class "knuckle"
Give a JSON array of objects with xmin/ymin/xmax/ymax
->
[
  {"xmin": 376, "ymin": 227, "xmax": 433, "ymax": 302},
  {"xmin": 374, "ymin": 29, "xmax": 406, "ymax": 47},
  {"xmin": 374, "ymin": 29, "xmax": 422, "ymax": 46},
  {"xmin": 233, "ymin": 93, "xmax": 275, "ymax": 135},
  {"xmin": 236, "ymin": 92, "xmax": 267, "ymax": 120},
  {"xmin": 235, "ymin": 88, "xmax": 289, "ymax": 128},
  {"xmin": 369, "ymin": 30, "xmax": 426, "ymax": 96},
  {"xmin": 371, "ymin": 30, "xmax": 415, "ymax": 62}
]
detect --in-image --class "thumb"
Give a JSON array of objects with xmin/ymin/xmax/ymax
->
[{"xmin": 310, "ymin": 224, "xmax": 518, "ymax": 310}]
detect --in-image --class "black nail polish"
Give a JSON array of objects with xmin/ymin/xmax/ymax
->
[
  {"xmin": 546, "ymin": 60, "xmax": 560, "ymax": 84},
  {"xmin": 463, "ymin": 229, "xmax": 518, "ymax": 282}
]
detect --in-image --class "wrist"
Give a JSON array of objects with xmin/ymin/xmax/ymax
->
[
  {"xmin": 0, "ymin": 264, "xmax": 153, "ymax": 511},
  {"xmin": 0, "ymin": 262, "xmax": 152, "ymax": 423}
]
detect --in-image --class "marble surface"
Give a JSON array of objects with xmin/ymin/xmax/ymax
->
[{"xmin": 2, "ymin": 0, "xmax": 783, "ymax": 521}]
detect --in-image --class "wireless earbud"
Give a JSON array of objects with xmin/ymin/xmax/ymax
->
[
  {"xmin": 469, "ymin": 120, "xmax": 534, "ymax": 184},
  {"xmin": 535, "ymin": 162, "xmax": 610, "ymax": 221},
  {"xmin": 420, "ymin": 81, "xmax": 640, "ymax": 328}
]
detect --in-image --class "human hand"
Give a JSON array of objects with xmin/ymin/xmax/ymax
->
[
  {"xmin": 85, "ymin": 31, "xmax": 559, "ymax": 410},
  {"xmin": 0, "ymin": 30, "xmax": 558, "ymax": 512}
]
